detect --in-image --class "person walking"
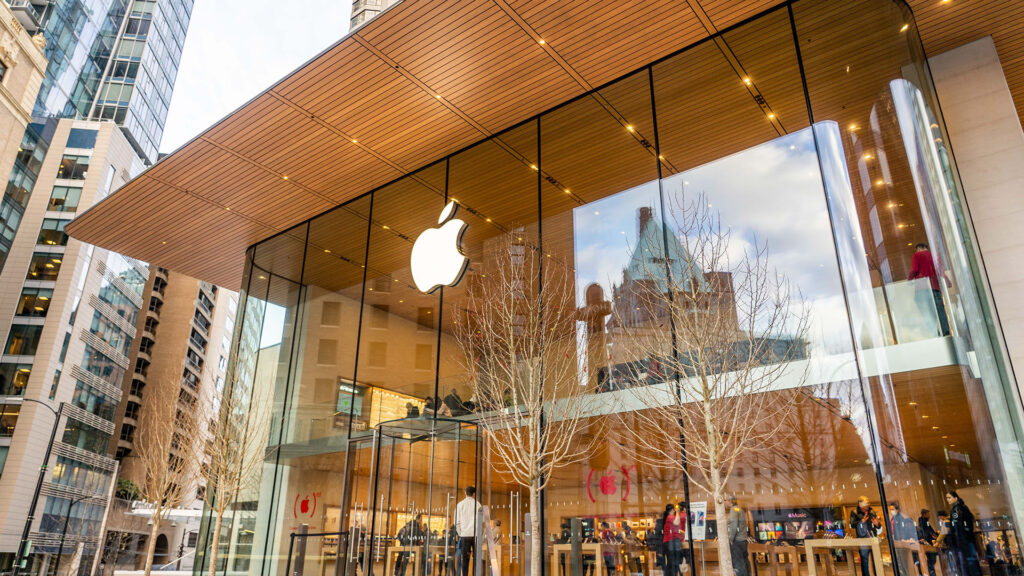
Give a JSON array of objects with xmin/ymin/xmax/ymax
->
[
  {"xmin": 946, "ymin": 491, "xmax": 982, "ymax": 576},
  {"xmin": 918, "ymin": 509, "xmax": 939, "ymax": 576},
  {"xmin": 849, "ymin": 497, "xmax": 882, "ymax": 576},
  {"xmin": 455, "ymin": 487, "xmax": 479, "ymax": 576},
  {"xmin": 907, "ymin": 243, "xmax": 950, "ymax": 336},
  {"xmin": 727, "ymin": 495, "xmax": 751, "ymax": 576}
]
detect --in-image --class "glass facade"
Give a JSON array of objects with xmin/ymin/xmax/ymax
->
[{"xmin": 202, "ymin": 3, "xmax": 1024, "ymax": 576}]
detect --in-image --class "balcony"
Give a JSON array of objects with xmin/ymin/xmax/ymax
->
[{"xmin": 9, "ymin": 0, "xmax": 44, "ymax": 33}]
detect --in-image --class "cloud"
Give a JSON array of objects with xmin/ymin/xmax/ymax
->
[{"xmin": 160, "ymin": 0, "xmax": 351, "ymax": 154}]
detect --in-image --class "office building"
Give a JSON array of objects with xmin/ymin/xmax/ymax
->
[
  {"xmin": 101, "ymin": 269, "xmax": 236, "ymax": 572},
  {"xmin": 0, "ymin": 0, "xmax": 194, "ymax": 270},
  {"xmin": 0, "ymin": 119, "xmax": 146, "ymax": 574},
  {"xmin": 67, "ymin": 1, "xmax": 1024, "ymax": 576}
]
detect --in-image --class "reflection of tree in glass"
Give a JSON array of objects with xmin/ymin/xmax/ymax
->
[
  {"xmin": 611, "ymin": 193, "xmax": 810, "ymax": 576},
  {"xmin": 453, "ymin": 232, "xmax": 598, "ymax": 576}
]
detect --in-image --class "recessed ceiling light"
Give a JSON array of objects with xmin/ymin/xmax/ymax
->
[
  {"xmin": 324, "ymin": 249, "xmax": 331, "ymax": 254},
  {"xmin": 351, "ymin": 139, "xmax": 358, "ymax": 143},
  {"xmin": 767, "ymin": 112, "xmax": 776, "ymax": 120},
  {"xmin": 743, "ymin": 77, "xmax": 751, "ymax": 85},
  {"xmin": 900, "ymin": 23, "xmax": 909, "ymax": 32},
  {"xmin": 282, "ymin": 175, "xmax": 288, "ymax": 180},
  {"xmin": 538, "ymin": 39, "xmax": 545, "ymax": 45},
  {"xmin": 626, "ymin": 125, "xmax": 634, "ymax": 132}
]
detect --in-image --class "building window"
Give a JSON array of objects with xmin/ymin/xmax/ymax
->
[
  {"xmin": 367, "ymin": 342, "xmax": 387, "ymax": 367},
  {"xmin": 37, "ymin": 219, "xmax": 70, "ymax": 246},
  {"xmin": 47, "ymin": 186, "xmax": 83, "ymax": 212},
  {"xmin": 0, "ymin": 446, "xmax": 8, "ymax": 477},
  {"xmin": 0, "ymin": 61, "xmax": 7, "ymax": 84},
  {"xmin": 317, "ymin": 339, "xmax": 337, "ymax": 365},
  {"xmin": 414, "ymin": 344, "xmax": 433, "ymax": 371},
  {"xmin": 66, "ymin": 129, "xmax": 98, "ymax": 150},
  {"xmin": 57, "ymin": 155, "xmax": 90, "ymax": 180},
  {"xmin": 26, "ymin": 253, "xmax": 63, "ymax": 281},
  {"xmin": 0, "ymin": 404, "xmax": 20, "ymax": 437},
  {"xmin": 5, "ymin": 324, "xmax": 44, "ymax": 356},
  {"xmin": 0, "ymin": 363, "xmax": 31, "ymax": 395},
  {"xmin": 15, "ymin": 287, "xmax": 53, "ymax": 317},
  {"xmin": 321, "ymin": 301, "xmax": 341, "ymax": 326}
]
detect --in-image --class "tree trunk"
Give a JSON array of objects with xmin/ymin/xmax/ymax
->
[
  {"xmin": 143, "ymin": 518, "xmax": 160, "ymax": 576},
  {"xmin": 208, "ymin": 512, "xmax": 224, "ymax": 576},
  {"xmin": 713, "ymin": 491, "xmax": 733, "ymax": 576},
  {"xmin": 529, "ymin": 484, "xmax": 542, "ymax": 576}
]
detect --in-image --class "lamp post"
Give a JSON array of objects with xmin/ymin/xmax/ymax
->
[
  {"xmin": 12, "ymin": 399, "xmax": 65, "ymax": 576},
  {"xmin": 52, "ymin": 494, "xmax": 97, "ymax": 576}
]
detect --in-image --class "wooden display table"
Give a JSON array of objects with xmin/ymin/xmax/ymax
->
[
  {"xmin": 767, "ymin": 544, "xmax": 802, "ymax": 576},
  {"xmin": 549, "ymin": 543, "xmax": 613, "ymax": 576},
  {"xmin": 892, "ymin": 541, "xmax": 944, "ymax": 576},
  {"xmin": 804, "ymin": 538, "xmax": 884, "ymax": 576},
  {"xmin": 386, "ymin": 545, "xmax": 424, "ymax": 576}
]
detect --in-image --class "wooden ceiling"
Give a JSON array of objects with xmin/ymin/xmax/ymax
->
[{"xmin": 65, "ymin": 0, "xmax": 1024, "ymax": 291}]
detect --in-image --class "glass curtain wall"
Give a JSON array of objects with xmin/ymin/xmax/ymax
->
[{"xmin": 198, "ymin": 2, "xmax": 1024, "ymax": 576}]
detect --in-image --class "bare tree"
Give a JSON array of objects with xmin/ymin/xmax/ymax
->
[
  {"xmin": 202, "ymin": 378, "xmax": 270, "ymax": 576},
  {"xmin": 453, "ymin": 232, "xmax": 598, "ymax": 576},
  {"xmin": 611, "ymin": 194, "xmax": 810, "ymax": 576},
  {"xmin": 126, "ymin": 375, "xmax": 207, "ymax": 576}
]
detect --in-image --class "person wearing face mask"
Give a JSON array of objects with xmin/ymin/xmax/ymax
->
[
  {"xmin": 946, "ymin": 491, "xmax": 982, "ymax": 576},
  {"xmin": 849, "ymin": 496, "xmax": 882, "ymax": 576}
]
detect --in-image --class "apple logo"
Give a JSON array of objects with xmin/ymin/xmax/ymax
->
[
  {"xmin": 411, "ymin": 201, "xmax": 469, "ymax": 293},
  {"xmin": 300, "ymin": 497, "xmax": 310, "ymax": 514},
  {"xmin": 599, "ymin": 471, "xmax": 617, "ymax": 496}
]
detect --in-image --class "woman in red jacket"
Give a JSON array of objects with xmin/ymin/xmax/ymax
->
[
  {"xmin": 663, "ymin": 504, "xmax": 686, "ymax": 576},
  {"xmin": 908, "ymin": 243, "xmax": 950, "ymax": 336}
]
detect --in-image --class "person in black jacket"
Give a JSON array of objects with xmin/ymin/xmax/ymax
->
[
  {"xmin": 946, "ymin": 491, "xmax": 982, "ymax": 576},
  {"xmin": 849, "ymin": 496, "xmax": 882, "ymax": 576},
  {"xmin": 888, "ymin": 502, "xmax": 918, "ymax": 576},
  {"xmin": 918, "ymin": 509, "xmax": 939, "ymax": 576},
  {"xmin": 396, "ymin": 514, "xmax": 426, "ymax": 576}
]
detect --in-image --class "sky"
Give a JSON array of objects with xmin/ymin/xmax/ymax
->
[{"xmin": 160, "ymin": 0, "xmax": 351, "ymax": 154}]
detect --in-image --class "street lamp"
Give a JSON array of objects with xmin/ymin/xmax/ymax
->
[
  {"xmin": 52, "ymin": 494, "xmax": 100, "ymax": 576},
  {"xmin": 12, "ymin": 399, "xmax": 65, "ymax": 576}
]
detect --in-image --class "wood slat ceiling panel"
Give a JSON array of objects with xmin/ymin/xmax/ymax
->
[
  {"xmin": 359, "ymin": 0, "xmax": 584, "ymax": 133},
  {"xmin": 67, "ymin": 0, "xmax": 1024, "ymax": 290},
  {"xmin": 701, "ymin": 0, "xmax": 783, "ymax": 30},
  {"xmin": 719, "ymin": 6, "xmax": 810, "ymax": 135},
  {"xmin": 507, "ymin": 0, "xmax": 707, "ymax": 87}
]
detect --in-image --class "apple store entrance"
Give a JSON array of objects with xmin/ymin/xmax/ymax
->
[{"xmin": 284, "ymin": 418, "xmax": 485, "ymax": 576}]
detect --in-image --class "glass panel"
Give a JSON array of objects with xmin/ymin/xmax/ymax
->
[{"xmin": 795, "ymin": 3, "xmax": 1024, "ymax": 576}]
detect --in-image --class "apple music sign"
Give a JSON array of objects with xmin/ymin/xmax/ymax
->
[{"xmin": 411, "ymin": 201, "xmax": 469, "ymax": 293}]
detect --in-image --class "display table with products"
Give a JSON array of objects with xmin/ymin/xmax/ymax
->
[
  {"xmin": 767, "ymin": 543, "xmax": 802, "ymax": 576},
  {"xmin": 892, "ymin": 541, "xmax": 944, "ymax": 576},
  {"xmin": 804, "ymin": 538, "xmax": 884, "ymax": 576},
  {"xmin": 550, "ymin": 543, "xmax": 612, "ymax": 576},
  {"xmin": 385, "ymin": 545, "xmax": 425, "ymax": 576}
]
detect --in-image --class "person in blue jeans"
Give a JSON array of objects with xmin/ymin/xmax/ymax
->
[{"xmin": 946, "ymin": 491, "xmax": 982, "ymax": 576}]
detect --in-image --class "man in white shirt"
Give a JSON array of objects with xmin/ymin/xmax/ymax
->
[{"xmin": 454, "ymin": 486, "xmax": 478, "ymax": 576}]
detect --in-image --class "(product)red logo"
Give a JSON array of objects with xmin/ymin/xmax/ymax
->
[
  {"xmin": 294, "ymin": 492, "xmax": 319, "ymax": 519},
  {"xmin": 587, "ymin": 466, "xmax": 634, "ymax": 503}
]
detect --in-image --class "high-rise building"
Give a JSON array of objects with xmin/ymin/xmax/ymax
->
[
  {"xmin": 101, "ymin": 269, "xmax": 236, "ymax": 572},
  {"xmin": 350, "ymin": 0, "xmax": 399, "ymax": 28},
  {"xmin": 0, "ymin": 119, "xmax": 147, "ymax": 575},
  {"xmin": 0, "ymin": 0, "xmax": 194, "ymax": 271}
]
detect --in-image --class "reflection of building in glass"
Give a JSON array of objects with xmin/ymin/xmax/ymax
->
[{"xmin": 599, "ymin": 206, "xmax": 806, "ymax": 391}]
